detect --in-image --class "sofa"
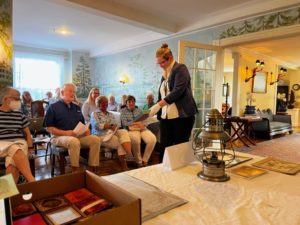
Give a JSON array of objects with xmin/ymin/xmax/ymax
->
[{"xmin": 251, "ymin": 109, "xmax": 293, "ymax": 139}]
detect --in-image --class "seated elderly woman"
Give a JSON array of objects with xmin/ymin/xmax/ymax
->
[
  {"xmin": 0, "ymin": 87, "xmax": 35, "ymax": 183},
  {"xmin": 120, "ymin": 95, "xmax": 156, "ymax": 167},
  {"xmin": 90, "ymin": 96, "xmax": 133, "ymax": 170}
]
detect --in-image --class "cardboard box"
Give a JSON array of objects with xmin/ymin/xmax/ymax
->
[{"xmin": 10, "ymin": 171, "xmax": 141, "ymax": 225}]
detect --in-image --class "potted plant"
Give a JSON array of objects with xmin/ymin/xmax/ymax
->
[
  {"xmin": 287, "ymin": 90, "xmax": 295, "ymax": 109},
  {"xmin": 244, "ymin": 92, "xmax": 256, "ymax": 114}
]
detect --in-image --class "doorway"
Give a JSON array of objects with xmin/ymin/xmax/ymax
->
[{"xmin": 219, "ymin": 25, "xmax": 300, "ymax": 116}]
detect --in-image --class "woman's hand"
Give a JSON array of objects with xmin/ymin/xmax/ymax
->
[
  {"xmin": 105, "ymin": 123, "xmax": 117, "ymax": 130},
  {"xmin": 149, "ymin": 103, "xmax": 162, "ymax": 117},
  {"xmin": 132, "ymin": 121, "xmax": 145, "ymax": 129}
]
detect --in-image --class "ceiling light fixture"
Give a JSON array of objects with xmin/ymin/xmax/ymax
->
[{"xmin": 53, "ymin": 27, "xmax": 72, "ymax": 36}]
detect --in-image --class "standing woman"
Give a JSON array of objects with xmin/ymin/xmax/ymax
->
[
  {"xmin": 149, "ymin": 43, "xmax": 198, "ymax": 162},
  {"xmin": 82, "ymin": 87, "xmax": 100, "ymax": 122}
]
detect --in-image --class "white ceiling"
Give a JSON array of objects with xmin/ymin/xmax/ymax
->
[{"xmin": 13, "ymin": 0, "xmax": 300, "ymax": 67}]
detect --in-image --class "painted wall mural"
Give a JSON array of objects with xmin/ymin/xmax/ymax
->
[
  {"xmin": 72, "ymin": 52, "xmax": 92, "ymax": 98},
  {"xmin": 92, "ymin": 5, "xmax": 300, "ymax": 107},
  {"xmin": 0, "ymin": 0, "xmax": 12, "ymax": 90},
  {"xmin": 219, "ymin": 7, "xmax": 300, "ymax": 39}
]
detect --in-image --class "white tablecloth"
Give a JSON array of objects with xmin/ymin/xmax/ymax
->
[{"xmin": 126, "ymin": 153, "xmax": 300, "ymax": 225}]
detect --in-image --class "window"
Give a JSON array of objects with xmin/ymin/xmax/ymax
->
[{"xmin": 13, "ymin": 51, "xmax": 64, "ymax": 100}]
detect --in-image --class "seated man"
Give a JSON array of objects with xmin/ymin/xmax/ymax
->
[
  {"xmin": 44, "ymin": 83, "xmax": 101, "ymax": 172},
  {"xmin": 143, "ymin": 93, "xmax": 155, "ymax": 111},
  {"xmin": 120, "ymin": 95, "xmax": 156, "ymax": 167},
  {"xmin": 0, "ymin": 87, "xmax": 35, "ymax": 183}
]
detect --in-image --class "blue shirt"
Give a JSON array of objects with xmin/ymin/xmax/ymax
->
[
  {"xmin": 90, "ymin": 110, "xmax": 117, "ymax": 136},
  {"xmin": 44, "ymin": 100, "xmax": 84, "ymax": 130}
]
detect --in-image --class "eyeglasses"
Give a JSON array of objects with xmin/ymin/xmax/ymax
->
[{"xmin": 157, "ymin": 59, "xmax": 167, "ymax": 65}]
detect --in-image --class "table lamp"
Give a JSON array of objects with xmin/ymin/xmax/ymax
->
[{"xmin": 192, "ymin": 109, "xmax": 235, "ymax": 182}]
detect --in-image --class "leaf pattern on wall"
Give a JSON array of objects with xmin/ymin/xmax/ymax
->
[{"xmin": 219, "ymin": 7, "xmax": 300, "ymax": 39}]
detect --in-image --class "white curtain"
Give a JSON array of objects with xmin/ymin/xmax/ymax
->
[{"xmin": 13, "ymin": 51, "xmax": 64, "ymax": 100}]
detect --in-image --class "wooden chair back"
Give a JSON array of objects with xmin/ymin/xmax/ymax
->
[{"xmin": 31, "ymin": 100, "xmax": 48, "ymax": 118}]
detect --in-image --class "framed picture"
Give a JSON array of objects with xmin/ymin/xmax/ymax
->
[
  {"xmin": 252, "ymin": 157, "xmax": 300, "ymax": 175},
  {"xmin": 252, "ymin": 71, "xmax": 267, "ymax": 93},
  {"xmin": 45, "ymin": 206, "xmax": 82, "ymax": 225}
]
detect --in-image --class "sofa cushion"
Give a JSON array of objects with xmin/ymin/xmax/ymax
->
[
  {"xmin": 269, "ymin": 121, "xmax": 291, "ymax": 131},
  {"xmin": 257, "ymin": 109, "xmax": 273, "ymax": 122}
]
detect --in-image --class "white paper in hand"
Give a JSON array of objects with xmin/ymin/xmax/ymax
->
[
  {"xmin": 73, "ymin": 122, "xmax": 89, "ymax": 136},
  {"xmin": 102, "ymin": 127, "xmax": 118, "ymax": 142},
  {"xmin": 149, "ymin": 103, "xmax": 161, "ymax": 117}
]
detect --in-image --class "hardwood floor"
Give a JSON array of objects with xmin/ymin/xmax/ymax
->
[
  {"xmin": 33, "ymin": 127, "xmax": 300, "ymax": 181},
  {"xmin": 33, "ymin": 145, "xmax": 161, "ymax": 181}
]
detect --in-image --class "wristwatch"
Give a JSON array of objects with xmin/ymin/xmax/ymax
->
[{"xmin": 292, "ymin": 84, "xmax": 300, "ymax": 91}]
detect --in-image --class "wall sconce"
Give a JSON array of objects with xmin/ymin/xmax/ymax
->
[
  {"xmin": 119, "ymin": 74, "xmax": 129, "ymax": 84},
  {"xmin": 245, "ymin": 60, "xmax": 265, "ymax": 83},
  {"xmin": 269, "ymin": 68, "xmax": 287, "ymax": 85}
]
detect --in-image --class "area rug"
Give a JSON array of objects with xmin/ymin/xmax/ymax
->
[{"xmin": 235, "ymin": 133, "xmax": 300, "ymax": 163}]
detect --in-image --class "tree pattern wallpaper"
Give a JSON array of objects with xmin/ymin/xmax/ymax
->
[
  {"xmin": 0, "ymin": 0, "xmax": 12, "ymax": 90},
  {"xmin": 73, "ymin": 54, "xmax": 92, "ymax": 98}
]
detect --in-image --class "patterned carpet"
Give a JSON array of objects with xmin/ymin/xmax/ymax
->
[{"xmin": 235, "ymin": 133, "xmax": 300, "ymax": 163}]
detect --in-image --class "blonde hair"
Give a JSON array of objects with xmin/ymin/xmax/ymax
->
[
  {"xmin": 95, "ymin": 95, "xmax": 108, "ymax": 108},
  {"xmin": 86, "ymin": 87, "xmax": 100, "ymax": 106},
  {"xmin": 156, "ymin": 43, "xmax": 173, "ymax": 60}
]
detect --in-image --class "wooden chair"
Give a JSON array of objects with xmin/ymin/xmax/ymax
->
[
  {"xmin": 29, "ymin": 117, "xmax": 51, "ymax": 160},
  {"xmin": 31, "ymin": 100, "xmax": 48, "ymax": 118},
  {"xmin": 49, "ymin": 143, "xmax": 117, "ymax": 177}
]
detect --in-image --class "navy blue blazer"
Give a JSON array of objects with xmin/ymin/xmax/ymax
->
[{"xmin": 157, "ymin": 62, "xmax": 198, "ymax": 120}]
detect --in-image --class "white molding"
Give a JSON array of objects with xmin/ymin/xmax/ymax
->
[
  {"xmin": 216, "ymin": 24, "xmax": 300, "ymax": 47},
  {"xmin": 214, "ymin": 24, "xmax": 300, "ymax": 69}
]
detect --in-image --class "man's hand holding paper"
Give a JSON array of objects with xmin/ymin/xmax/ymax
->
[{"xmin": 73, "ymin": 122, "xmax": 90, "ymax": 137}]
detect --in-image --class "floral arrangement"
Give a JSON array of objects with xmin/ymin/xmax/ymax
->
[
  {"xmin": 277, "ymin": 93, "xmax": 287, "ymax": 102},
  {"xmin": 277, "ymin": 92, "xmax": 287, "ymax": 112},
  {"xmin": 246, "ymin": 92, "xmax": 256, "ymax": 106}
]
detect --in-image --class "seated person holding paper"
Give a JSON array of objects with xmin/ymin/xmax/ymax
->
[
  {"xmin": 90, "ymin": 96, "xmax": 133, "ymax": 170},
  {"xmin": 120, "ymin": 95, "xmax": 156, "ymax": 167},
  {"xmin": 0, "ymin": 87, "xmax": 35, "ymax": 183},
  {"xmin": 44, "ymin": 83, "xmax": 101, "ymax": 172}
]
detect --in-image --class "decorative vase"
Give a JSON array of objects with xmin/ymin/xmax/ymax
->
[{"xmin": 244, "ymin": 105, "xmax": 256, "ymax": 115}]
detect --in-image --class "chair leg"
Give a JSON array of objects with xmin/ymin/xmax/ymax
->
[
  {"xmin": 45, "ymin": 142, "xmax": 50, "ymax": 162},
  {"xmin": 51, "ymin": 152, "xmax": 56, "ymax": 177},
  {"xmin": 58, "ymin": 152, "xmax": 66, "ymax": 175}
]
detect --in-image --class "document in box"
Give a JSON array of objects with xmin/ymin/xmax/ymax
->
[{"xmin": 73, "ymin": 122, "xmax": 90, "ymax": 136}]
